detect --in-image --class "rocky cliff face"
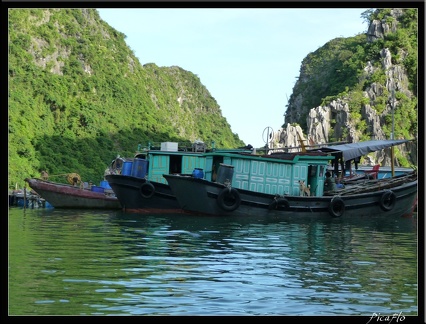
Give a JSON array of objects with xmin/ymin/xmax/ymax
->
[
  {"xmin": 366, "ymin": 8, "xmax": 403, "ymax": 42},
  {"xmin": 275, "ymin": 8, "xmax": 417, "ymax": 166}
]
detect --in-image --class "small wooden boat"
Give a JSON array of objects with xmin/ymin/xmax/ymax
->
[
  {"xmin": 24, "ymin": 178, "xmax": 122, "ymax": 209},
  {"xmin": 355, "ymin": 165, "xmax": 414, "ymax": 179}
]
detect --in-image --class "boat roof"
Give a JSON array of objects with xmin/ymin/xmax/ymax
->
[
  {"xmin": 135, "ymin": 148, "xmax": 253, "ymax": 158},
  {"xmin": 308, "ymin": 139, "xmax": 410, "ymax": 162}
]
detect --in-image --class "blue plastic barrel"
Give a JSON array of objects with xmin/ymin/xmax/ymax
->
[
  {"xmin": 91, "ymin": 186, "xmax": 105, "ymax": 193},
  {"xmin": 131, "ymin": 158, "xmax": 148, "ymax": 178},
  {"xmin": 122, "ymin": 161, "xmax": 133, "ymax": 176},
  {"xmin": 192, "ymin": 168, "xmax": 204, "ymax": 179},
  {"xmin": 100, "ymin": 180, "xmax": 112, "ymax": 189}
]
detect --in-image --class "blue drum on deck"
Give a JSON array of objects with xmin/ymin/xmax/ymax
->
[
  {"xmin": 122, "ymin": 161, "xmax": 133, "ymax": 176},
  {"xmin": 100, "ymin": 180, "xmax": 112, "ymax": 189},
  {"xmin": 192, "ymin": 168, "xmax": 204, "ymax": 179},
  {"xmin": 91, "ymin": 186, "xmax": 105, "ymax": 193},
  {"xmin": 131, "ymin": 158, "xmax": 148, "ymax": 178}
]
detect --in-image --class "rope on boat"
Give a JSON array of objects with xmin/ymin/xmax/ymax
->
[
  {"xmin": 40, "ymin": 172, "xmax": 82, "ymax": 185},
  {"xmin": 44, "ymin": 173, "xmax": 69, "ymax": 178},
  {"xmin": 66, "ymin": 173, "xmax": 81, "ymax": 185}
]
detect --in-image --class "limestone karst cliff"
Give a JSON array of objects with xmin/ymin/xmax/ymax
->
[{"xmin": 276, "ymin": 8, "xmax": 417, "ymax": 167}]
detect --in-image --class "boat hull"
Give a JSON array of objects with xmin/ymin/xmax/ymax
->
[
  {"xmin": 163, "ymin": 174, "xmax": 418, "ymax": 218},
  {"xmin": 25, "ymin": 178, "xmax": 121, "ymax": 209},
  {"xmin": 105, "ymin": 174, "xmax": 182, "ymax": 213}
]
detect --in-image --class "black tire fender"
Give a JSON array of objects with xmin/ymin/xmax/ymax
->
[
  {"xmin": 217, "ymin": 187, "xmax": 241, "ymax": 212},
  {"xmin": 140, "ymin": 182, "xmax": 155, "ymax": 199},
  {"xmin": 269, "ymin": 197, "xmax": 289, "ymax": 210},
  {"xmin": 379, "ymin": 190, "xmax": 396, "ymax": 211},
  {"xmin": 329, "ymin": 196, "xmax": 345, "ymax": 217}
]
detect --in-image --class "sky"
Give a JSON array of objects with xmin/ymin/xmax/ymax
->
[{"xmin": 97, "ymin": 8, "xmax": 370, "ymax": 148}]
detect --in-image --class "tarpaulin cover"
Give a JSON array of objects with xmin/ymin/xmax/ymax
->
[{"xmin": 309, "ymin": 139, "xmax": 410, "ymax": 162}]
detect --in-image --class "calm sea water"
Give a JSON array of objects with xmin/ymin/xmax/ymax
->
[{"xmin": 8, "ymin": 207, "xmax": 419, "ymax": 317}]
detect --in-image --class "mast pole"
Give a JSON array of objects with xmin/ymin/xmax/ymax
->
[{"xmin": 391, "ymin": 89, "xmax": 395, "ymax": 177}]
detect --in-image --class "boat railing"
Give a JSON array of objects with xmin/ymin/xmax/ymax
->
[{"xmin": 257, "ymin": 140, "xmax": 349, "ymax": 155}]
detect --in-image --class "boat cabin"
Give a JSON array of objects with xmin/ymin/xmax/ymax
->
[
  {"xmin": 113, "ymin": 142, "xmax": 254, "ymax": 185},
  {"xmin": 109, "ymin": 142, "xmax": 333, "ymax": 197},
  {"xmin": 203, "ymin": 151, "xmax": 333, "ymax": 197}
]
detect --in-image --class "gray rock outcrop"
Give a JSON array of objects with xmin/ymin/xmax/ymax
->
[{"xmin": 276, "ymin": 8, "xmax": 417, "ymax": 166}]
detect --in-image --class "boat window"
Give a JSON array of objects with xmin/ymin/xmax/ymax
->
[
  {"xmin": 319, "ymin": 165, "xmax": 325, "ymax": 177},
  {"xmin": 212, "ymin": 157, "xmax": 224, "ymax": 182},
  {"xmin": 170, "ymin": 155, "xmax": 182, "ymax": 173},
  {"xmin": 309, "ymin": 165, "xmax": 318, "ymax": 177}
]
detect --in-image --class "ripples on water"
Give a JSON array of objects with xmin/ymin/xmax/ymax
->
[{"xmin": 8, "ymin": 207, "xmax": 418, "ymax": 316}]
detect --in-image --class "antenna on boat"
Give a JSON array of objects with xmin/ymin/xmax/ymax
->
[
  {"xmin": 391, "ymin": 88, "xmax": 395, "ymax": 177},
  {"xmin": 391, "ymin": 88, "xmax": 395, "ymax": 140},
  {"xmin": 262, "ymin": 127, "xmax": 274, "ymax": 153}
]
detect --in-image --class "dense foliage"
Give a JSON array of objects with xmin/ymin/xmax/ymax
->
[{"xmin": 8, "ymin": 9, "xmax": 245, "ymax": 188}]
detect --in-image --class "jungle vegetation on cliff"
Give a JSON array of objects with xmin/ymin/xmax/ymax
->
[{"xmin": 8, "ymin": 9, "xmax": 245, "ymax": 188}]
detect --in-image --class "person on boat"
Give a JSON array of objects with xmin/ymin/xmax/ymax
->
[
  {"xmin": 354, "ymin": 156, "xmax": 360, "ymax": 170},
  {"xmin": 212, "ymin": 164, "xmax": 217, "ymax": 182},
  {"xmin": 345, "ymin": 159, "xmax": 352, "ymax": 176},
  {"xmin": 324, "ymin": 171, "xmax": 337, "ymax": 193}
]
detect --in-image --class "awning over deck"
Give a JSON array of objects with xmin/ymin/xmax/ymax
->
[{"xmin": 308, "ymin": 139, "xmax": 410, "ymax": 162}]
